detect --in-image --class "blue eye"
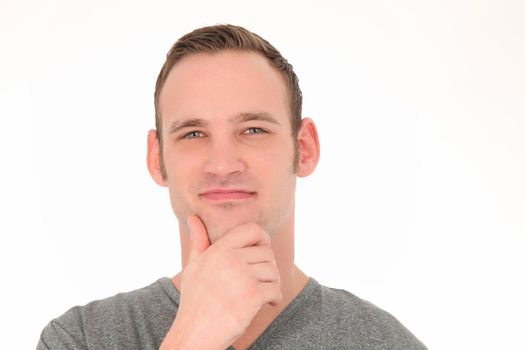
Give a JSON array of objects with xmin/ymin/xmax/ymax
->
[
  {"xmin": 244, "ymin": 127, "xmax": 266, "ymax": 135},
  {"xmin": 183, "ymin": 131, "xmax": 204, "ymax": 139}
]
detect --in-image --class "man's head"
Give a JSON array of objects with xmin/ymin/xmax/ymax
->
[
  {"xmin": 153, "ymin": 24, "xmax": 303, "ymax": 179},
  {"xmin": 147, "ymin": 24, "xmax": 319, "ymax": 243}
]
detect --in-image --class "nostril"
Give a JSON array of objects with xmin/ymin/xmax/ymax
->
[{"xmin": 203, "ymin": 156, "xmax": 247, "ymax": 177}]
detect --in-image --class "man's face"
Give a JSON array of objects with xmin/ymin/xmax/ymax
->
[{"xmin": 156, "ymin": 50, "xmax": 297, "ymax": 242}]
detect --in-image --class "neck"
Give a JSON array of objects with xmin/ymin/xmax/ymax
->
[{"xmin": 171, "ymin": 217, "xmax": 309, "ymax": 349}]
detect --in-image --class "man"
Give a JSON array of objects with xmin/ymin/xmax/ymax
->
[{"xmin": 37, "ymin": 24, "xmax": 426, "ymax": 350}]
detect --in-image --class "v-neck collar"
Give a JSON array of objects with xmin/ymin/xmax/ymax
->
[{"xmin": 159, "ymin": 276, "xmax": 319, "ymax": 350}]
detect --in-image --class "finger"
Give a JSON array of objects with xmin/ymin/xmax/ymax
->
[
  {"xmin": 187, "ymin": 215, "xmax": 211, "ymax": 263},
  {"xmin": 257, "ymin": 281, "xmax": 282, "ymax": 307},
  {"xmin": 249, "ymin": 262, "xmax": 280, "ymax": 283},
  {"xmin": 217, "ymin": 222, "xmax": 271, "ymax": 249},
  {"xmin": 239, "ymin": 246, "xmax": 276, "ymax": 265}
]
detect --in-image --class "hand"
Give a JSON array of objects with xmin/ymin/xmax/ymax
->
[{"xmin": 160, "ymin": 215, "xmax": 282, "ymax": 350}]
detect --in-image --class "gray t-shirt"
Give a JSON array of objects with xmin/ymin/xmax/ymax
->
[{"xmin": 37, "ymin": 277, "xmax": 426, "ymax": 349}]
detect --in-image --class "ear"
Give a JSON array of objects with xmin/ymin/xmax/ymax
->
[
  {"xmin": 296, "ymin": 118, "xmax": 320, "ymax": 178},
  {"xmin": 147, "ymin": 129, "xmax": 168, "ymax": 187}
]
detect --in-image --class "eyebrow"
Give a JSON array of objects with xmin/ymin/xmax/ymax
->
[
  {"xmin": 230, "ymin": 112, "xmax": 280, "ymax": 125},
  {"xmin": 168, "ymin": 118, "xmax": 208, "ymax": 134},
  {"xmin": 168, "ymin": 112, "xmax": 280, "ymax": 134}
]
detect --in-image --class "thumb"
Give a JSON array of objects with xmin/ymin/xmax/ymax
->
[{"xmin": 187, "ymin": 215, "xmax": 211, "ymax": 262}]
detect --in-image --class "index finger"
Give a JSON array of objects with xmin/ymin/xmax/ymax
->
[{"xmin": 214, "ymin": 222, "xmax": 271, "ymax": 249}]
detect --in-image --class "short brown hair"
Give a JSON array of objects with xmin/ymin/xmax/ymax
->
[{"xmin": 153, "ymin": 24, "xmax": 303, "ymax": 178}]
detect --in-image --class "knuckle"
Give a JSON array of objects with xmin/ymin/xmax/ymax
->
[{"xmin": 264, "ymin": 247, "xmax": 276, "ymax": 261}]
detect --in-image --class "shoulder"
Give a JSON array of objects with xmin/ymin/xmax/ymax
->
[
  {"xmin": 306, "ymin": 279, "xmax": 427, "ymax": 349},
  {"xmin": 37, "ymin": 278, "xmax": 179, "ymax": 350}
]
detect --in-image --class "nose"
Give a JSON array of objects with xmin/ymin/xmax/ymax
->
[{"xmin": 203, "ymin": 136, "xmax": 247, "ymax": 177}]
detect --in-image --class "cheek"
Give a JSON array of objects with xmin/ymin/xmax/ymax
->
[
  {"xmin": 265, "ymin": 142, "xmax": 296, "ymax": 174},
  {"xmin": 164, "ymin": 154, "xmax": 197, "ymax": 209},
  {"xmin": 163, "ymin": 144, "xmax": 200, "ymax": 182},
  {"xmin": 254, "ymin": 143, "xmax": 296, "ymax": 198},
  {"xmin": 260, "ymin": 163, "xmax": 297, "ymax": 234},
  {"xmin": 258, "ymin": 152, "xmax": 296, "ymax": 195}
]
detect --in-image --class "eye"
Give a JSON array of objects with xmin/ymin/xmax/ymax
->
[
  {"xmin": 182, "ymin": 130, "xmax": 205, "ymax": 139},
  {"xmin": 243, "ymin": 127, "xmax": 267, "ymax": 135}
]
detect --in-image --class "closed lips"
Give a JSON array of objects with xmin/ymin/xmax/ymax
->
[{"xmin": 200, "ymin": 189, "xmax": 256, "ymax": 200}]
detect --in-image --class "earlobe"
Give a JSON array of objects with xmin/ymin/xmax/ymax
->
[
  {"xmin": 296, "ymin": 118, "xmax": 320, "ymax": 178},
  {"xmin": 146, "ymin": 129, "xmax": 168, "ymax": 187}
]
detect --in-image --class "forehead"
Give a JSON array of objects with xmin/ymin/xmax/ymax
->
[{"xmin": 158, "ymin": 50, "xmax": 290, "ymax": 126}]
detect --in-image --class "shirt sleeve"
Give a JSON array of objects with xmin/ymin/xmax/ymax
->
[{"xmin": 36, "ymin": 308, "xmax": 88, "ymax": 350}]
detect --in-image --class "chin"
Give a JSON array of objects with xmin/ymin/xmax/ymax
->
[
  {"xmin": 203, "ymin": 218, "xmax": 248, "ymax": 243},
  {"xmin": 201, "ymin": 212, "xmax": 263, "ymax": 243}
]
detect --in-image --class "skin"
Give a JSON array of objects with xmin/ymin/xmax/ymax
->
[{"xmin": 147, "ymin": 50, "xmax": 320, "ymax": 350}]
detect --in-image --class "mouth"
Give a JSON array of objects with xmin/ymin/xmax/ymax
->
[{"xmin": 199, "ymin": 189, "xmax": 257, "ymax": 201}]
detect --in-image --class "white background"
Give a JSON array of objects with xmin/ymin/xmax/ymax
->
[{"xmin": 1, "ymin": 1, "xmax": 524, "ymax": 349}]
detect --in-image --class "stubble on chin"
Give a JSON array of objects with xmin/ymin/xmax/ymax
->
[
  {"xmin": 199, "ymin": 203, "xmax": 266, "ymax": 244},
  {"xmin": 201, "ymin": 212, "xmax": 260, "ymax": 244}
]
